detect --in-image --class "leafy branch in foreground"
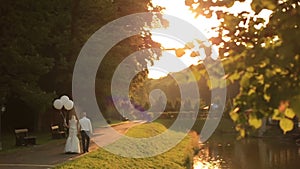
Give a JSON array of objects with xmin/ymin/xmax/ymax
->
[{"xmin": 185, "ymin": 0, "xmax": 300, "ymax": 137}]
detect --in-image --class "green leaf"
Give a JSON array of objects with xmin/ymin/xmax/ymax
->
[
  {"xmin": 248, "ymin": 87, "xmax": 256, "ymax": 95},
  {"xmin": 263, "ymin": 93, "xmax": 271, "ymax": 102},
  {"xmin": 248, "ymin": 115, "xmax": 262, "ymax": 129},
  {"xmin": 272, "ymin": 109, "xmax": 282, "ymax": 120},
  {"xmin": 256, "ymin": 74, "xmax": 264, "ymax": 84},
  {"xmin": 240, "ymin": 72, "xmax": 253, "ymax": 87},
  {"xmin": 279, "ymin": 118, "xmax": 294, "ymax": 134},
  {"xmin": 263, "ymin": 84, "xmax": 270, "ymax": 93},
  {"xmin": 229, "ymin": 72, "xmax": 241, "ymax": 82},
  {"xmin": 284, "ymin": 108, "xmax": 295, "ymax": 119},
  {"xmin": 230, "ymin": 108, "xmax": 239, "ymax": 122},
  {"xmin": 246, "ymin": 67, "xmax": 255, "ymax": 73}
]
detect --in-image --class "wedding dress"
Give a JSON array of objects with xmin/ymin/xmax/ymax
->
[{"xmin": 65, "ymin": 116, "xmax": 80, "ymax": 153}]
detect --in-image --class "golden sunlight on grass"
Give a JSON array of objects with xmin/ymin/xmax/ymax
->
[{"xmin": 56, "ymin": 123, "xmax": 196, "ymax": 169}]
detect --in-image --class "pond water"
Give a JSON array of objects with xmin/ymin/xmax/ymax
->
[{"xmin": 193, "ymin": 134, "xmax": 300, "ymax": 169}]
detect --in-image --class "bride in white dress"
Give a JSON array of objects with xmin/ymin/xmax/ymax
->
[{"xmin": 65, "ymin": 115, "xmax": 80, "ymax": 153}]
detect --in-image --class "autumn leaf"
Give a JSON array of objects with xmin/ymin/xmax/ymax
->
[
  {"xmin": 175, "ymin": 48, "xmax": 185, "ymax": 57},
  {"xmin": 190, "ymin": 51, "xmax": 200, "ymax": 57}
]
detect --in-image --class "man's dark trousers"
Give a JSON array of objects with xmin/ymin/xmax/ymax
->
[{"xmin": 80, "ymin": 130, "xmax": 90, "ymax": 153}]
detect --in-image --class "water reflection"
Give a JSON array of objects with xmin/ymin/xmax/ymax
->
[
  {"xmin": 193, "ymin": 146, "xmax": 222, "ymax": 169},
  {"xmin": 194, "ymin": 134, "xmax": 300, "ymax": 169}
]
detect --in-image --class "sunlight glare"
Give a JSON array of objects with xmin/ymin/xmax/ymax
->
[
  {"xmin": 151, "ymin": 0, "xmax": 221, "ymax": 40},
  {"xmin": 147, "ymin": 0, "xmax": 273, "ymax": 79},
  {"xmin": 151, "ymin": 34, "xmax": 185, "ymax": 49},
  {"xmin": 147, "ymin": 68, "xmax": 168, "ymax": 80},
  {"xmin": 193, "ymin": 160, "xmax": 220, "ymax": 169},
  {"xmin": 193, "ymin": 147, "xmax": 222, "ymax": 169},
  {"xmin": 147, "ymin": 50, "xmax": 201, "ymax": 79},
  {"xmin": 148, "ymin": 0, "xmax": 221, "ymax": 79}
]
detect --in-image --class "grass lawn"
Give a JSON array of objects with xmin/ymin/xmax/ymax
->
[
  {"xmin": 155, "ymin": 117, "xmax": 236, "ymax": 134},
  {"xmin": 56, "ymin": 117, "xmax": 236, "ymax": 168},
  {"xmin": 0, "ymin": 132, "xmax": 55, "ymax": 153},
  {"xmin": 56, "ymin": 122, "xmax": 196, "ymax": 169},
  {"xmin": 92, "ymin": 119, "xmax": 124, "ymax": 128}
]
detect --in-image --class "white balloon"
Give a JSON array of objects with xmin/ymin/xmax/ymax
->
[
  {"xmin": 53, "ymin": 99, "xmax": 63, "ymax": 110},
  {"xmin": 60, "ymin": 95, "xmax": 70, "ymax": 105},
  {"xmin": 64, "ymin": 100, "xmax": 74, "ymax": 110}
]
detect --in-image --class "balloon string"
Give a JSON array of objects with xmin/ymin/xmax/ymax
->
[{"xmin": 60, "ymin": 110, "xmax": 66, "ymax": 123}]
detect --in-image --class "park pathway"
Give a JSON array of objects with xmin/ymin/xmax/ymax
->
[{"xmin": 0, "ymin": 121, "xmax": 145, "ymax": 169}]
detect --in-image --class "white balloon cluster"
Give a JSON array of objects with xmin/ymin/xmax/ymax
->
[{"xmin": 53, "ymin": 95, "xmax": 74, "ymax": 110}]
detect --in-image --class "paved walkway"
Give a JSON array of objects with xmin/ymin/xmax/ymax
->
[{"xmin": 0, "ymin": 121, "xmax": 145, "ymax": 169}]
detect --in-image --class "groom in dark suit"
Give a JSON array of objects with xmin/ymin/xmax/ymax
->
[{"xmin": 79, "ymin": 112, "xmax": 93, "ymax": 153}]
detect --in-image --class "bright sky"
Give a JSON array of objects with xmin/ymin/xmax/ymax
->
[{"xmin": 147, "ymin": 0, "xmax": 273, "ymax": 79}]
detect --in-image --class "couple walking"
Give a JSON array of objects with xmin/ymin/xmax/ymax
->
[{"xmin": 65, "ymin": 112, "xmax": 93, "ymax": 154}]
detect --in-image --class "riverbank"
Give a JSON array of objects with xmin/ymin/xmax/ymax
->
[
  {"xmin": 56, "ymin": 118, "xmax": 235, "ymax": 169},
  {"xmin": 56, "ymin": 122, "xmax": 197, "ymax": 169}
]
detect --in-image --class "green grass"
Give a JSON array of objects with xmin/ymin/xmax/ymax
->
[
  {"xmin": 92, "ymin": 119, "xmax": 124, "ymax": 128},
  {"xmin": 155, "ymin": 117, "xmax": 236, "ymax": 134},
  {"xmin": 56, "ymin": 123, "xmax": 196, "ymax": 169},
  {"xmin": 0, "ymin": 132, "xmax": 54, "ymax": 153},
  {"xmin": 125, "ymin": 123, "xmax": 166, "ymax": 138},
  {"xmin": 56, "ymin": 118, "xmax": 235, "ymax": 168}
]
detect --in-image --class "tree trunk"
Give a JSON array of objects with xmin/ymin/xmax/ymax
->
[{"xmin": 35, "ymin": 109, "xmax": 46, "ymax": 132}]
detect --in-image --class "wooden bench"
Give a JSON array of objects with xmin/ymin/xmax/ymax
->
[
  {"xmin": 14, "ymin": 129, "xmax": 36, "ymax": 146},
  {"xmin": 51, "ymin": 125, "xmax": 66, "ymax": 139}
]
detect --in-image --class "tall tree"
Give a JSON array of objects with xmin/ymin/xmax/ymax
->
[
  {"xmin": 0, "ymin": 0, "xmax": 72, "ymax": 131},
  {"xmin": 67, "ymin": 0, "xmax": 163, "ymax": 118}
]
